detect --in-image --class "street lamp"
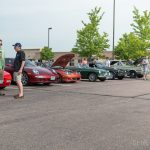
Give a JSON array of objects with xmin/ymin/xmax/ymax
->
[
  {"xmin": 112, "ymin": 0, "xmax": 116, "ymax": 59},
  {"xmin": 48, "ymin": 27, "xmax": 52, "ymax": 48}
]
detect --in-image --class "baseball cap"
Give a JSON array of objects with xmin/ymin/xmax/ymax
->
[{"xmin": 12, "ymin": 43, "xmax": 22, "ymax": 48}]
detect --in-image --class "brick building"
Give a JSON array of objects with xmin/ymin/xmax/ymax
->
[{"xmin": 22, "ymin": 48, "xmax": 113, "ymax": 61}]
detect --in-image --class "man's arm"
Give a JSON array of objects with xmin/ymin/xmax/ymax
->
[
  {"xmin": 18, "ymin": 51, "xmax": 26, "ymax": 74},
  {"xmin": 2, "ymin": 49, "xmax": 5, "ymax": 69},
  {"xmin": 18, "ymin": 61, "xmax": 25, "ymax": 74}
]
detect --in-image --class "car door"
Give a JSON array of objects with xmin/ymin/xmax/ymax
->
[{"xmin": 79, "ymin": 67, "xmax": 91, "ymax": 79}]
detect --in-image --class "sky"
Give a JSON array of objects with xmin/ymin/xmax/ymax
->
[{"xmin": 0, "ymin": 0, "xmax": 150, "ymax": 57}]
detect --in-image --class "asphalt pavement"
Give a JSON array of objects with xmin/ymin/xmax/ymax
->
[{"xmin": 1, "ymin": 79, "xmax": 150, "ymax": 150}]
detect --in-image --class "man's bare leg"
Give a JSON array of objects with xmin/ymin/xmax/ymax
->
[{"xmin": 17, "ymin": 80, "xmax": 24, "ymax": 97}]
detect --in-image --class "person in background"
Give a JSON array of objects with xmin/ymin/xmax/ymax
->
[
  {"xmin": 105, "ymin": 57, "xmax": 110, "ymax": 67},
  {"xmin": 128, "ymin": 59, "xmax": 133, "ymax": 65},
  {"xmin": 142, "ymin": 56, "xmax": 149, "ymax": 80},
  {"xmin": 0, "ymin": 39, "xmax": 5, "ymax": 96},
  {"xmin": 13, "ymin": 43, "xmax": 26, "ymax": 99},
  {"xmin": 95, "ymin": 58, "xmax": 100, "ymax": 64},
  {"xmin": 82, "ymin": 58, "xmax": 87, "ymax": 65}
]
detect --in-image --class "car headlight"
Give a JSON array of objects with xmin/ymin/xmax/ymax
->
[
  {"xmin": 65, "ymin": 71, "xmax": 70, "ymax": 75},
  {"xmin": 32, "ymin": 69, "xmax": 39, "ymax": 75},
  {"xmin": 52, "ymin": 69, "xmax": 57, "ymax": 74},
  {"xmin": 99, "ymin": 70, "xmax": 102, "ymax": 74}
]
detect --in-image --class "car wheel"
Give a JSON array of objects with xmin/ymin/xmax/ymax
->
[
  {"xmin": 99, "ymin": 78, "xmax": 106, "ymax": 82},
  {"xmin": 129, "ymin": 71, "xmax": 137, "ymax": 78},
  {"xmin": 0, "ymin": 87, "xmax": 5, "ymax": 90},
  {"xmin": 22, "ymin": 72, "xmax": 29, "ymax": 86},
  {"xmin": 137, "ymin": 74, "xmax": 143, "ymax": 78},
  {"xmin": 44, "ymin": 83, "xmax": 50, "ymax": 86},
  {"xmin": 118, "ymin": 76, "xmax": 124, "ymax": 80},
  {"xmin": 89, "ymin": 73, "xmax": 97, "ymax": 82},
  {"xmin": 58, "ymin": 74, "xmax": 63, "ymax": 83}
]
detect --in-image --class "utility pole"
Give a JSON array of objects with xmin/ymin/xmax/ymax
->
[
  {"xmin": 48, "ymin": 27, "xmax": 52, "ymax": 48},
  {"xmin": 112, "ymin": 0, "xmax": 116, "ymax": 59}
]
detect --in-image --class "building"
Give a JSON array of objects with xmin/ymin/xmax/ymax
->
[
  {"xmin": 22, "ymin": 48, "xmax": 41, "ymax": 60},
  {"xmin": 22, "ymin": 48, "xmax": 113, "ymax": 60}
]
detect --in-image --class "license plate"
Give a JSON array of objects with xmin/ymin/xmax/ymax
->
[
  {"xmin": 50, "ymin": 76, "xmax": 55, "ymax": 80},
  {"xmin": 6, "ymin": 80, "xmax": 11, "ymax": 83}
]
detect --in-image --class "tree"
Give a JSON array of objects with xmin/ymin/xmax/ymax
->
[
  {"xmin": 72, "ymin": 7, "xmax": 109, "ymax": 58},
  {"xmin": 131, "ymin": 7, "xmax": 150, "ymax": 41},
  {"xmin": 41, "ymin": 46, "xmax": 54, "ymax": 60},
  {"xmin": 114, "ymin": 8, "xmax": 150, "ymax": 60},
  {"xmin": 114, "ymin": 33, "xmax": 149, "ymax": 60}
]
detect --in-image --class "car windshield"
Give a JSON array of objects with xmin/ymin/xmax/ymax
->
[
  {"xmin": 77, "ymin": 64, "xmax": 89, "ymax": 68},
  {"xmin": 113, "ymin": 61, "xmax": 126, "ymax": 66},
  {"xmin": 25, "ymin": 60, "xmax": 36, "ymax": 67},
  {"xmin": 96, "ymin": 62, "xmax": 105, "ymax": 67}
]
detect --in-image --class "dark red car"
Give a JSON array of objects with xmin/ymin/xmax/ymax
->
[
  {"xmin": 0, "ymin": 71, "xmax": 12, "ymax": 89},
  {"xmin": 51, "ymin": 54, "xmax": 81, "ymax": 83},
  {"xmin": 5, "ymin": 58, "xmax": 58, "ymax": 86}
]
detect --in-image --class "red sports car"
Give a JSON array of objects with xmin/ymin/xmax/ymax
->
[
  {"xmin": 0, "ymin": 71, "xmax": 12, "ymax": 89},
  {"xmin": 51, "ymin": 54, "xmax": 81, "ymax": 83},
  {"xmin": 5, "ymin": 58, "xmax": 58, "ymax": 86}
]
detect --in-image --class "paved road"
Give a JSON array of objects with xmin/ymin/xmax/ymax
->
[{"xmin": 1, "ymin": 79, "xmax": 150, "ymax": 150}]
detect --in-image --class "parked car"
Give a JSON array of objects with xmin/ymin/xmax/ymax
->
[
  {"xmin": 67, "ymin": 64, "xmax": 109, "ymax": 82},
  {"xmin": 110, "ymin": 60, "xmax": 143, "ymax": 78},
  {"xmin": 5, "ymin": 58, "xmax": 58, "ymax": 86},
  {"xmin": 41, "ymin": 54, "xmax": 81, "ymax": 83},
  {"xmin": 89, "ymin": 62, "xmax": 125, "ymax": 80},
  {"xmin": 0, "ymin": 71, "xmax": 12, "ymax": 89}
]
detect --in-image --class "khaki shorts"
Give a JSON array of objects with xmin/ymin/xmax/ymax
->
[{"xmin": 13, "ymin": 72, "xmax": 22, "ymax": 82}]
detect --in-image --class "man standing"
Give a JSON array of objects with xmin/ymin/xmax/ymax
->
[
  {"xmin": 105, "ymin": 57, "xmax": 110, "ymax": 67},
  {"xmin": 142, "ymin": 56, "xmax": 149, "ymax": 80},
  {"xmin": 13, "ymin": 43, "xmax": 25, "ymax": 99},
  {"xmin": 0, "ymin": 39, "xmax": 5, "ymax": 96}
]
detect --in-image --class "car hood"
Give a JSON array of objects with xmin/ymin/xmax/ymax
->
[
  {"xmin": 25, "ymin": 66, "xmax": 53, "ymax": 75},
  {"xmin": 113, "ymin": 65, "xmax": 142, "ymax": 70},
  {"xmin": 133, "ymin": 58, "xmax": 143, "ymax": 65},
  {"xmin": 95, "ymin": 64, "xmax": 116, "ymax": 71},
  {"xmin": 52, "ymin": 54, "xmax": 75, "ymax": 68}
]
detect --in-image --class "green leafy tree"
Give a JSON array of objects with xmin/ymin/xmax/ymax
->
[
  {"xmin": 131, "ymin": 7, "xmax": 150, "ymax": 41},
  {"xmin": 72, "ymin": 7, "xmax": 109, "ymax": 58},
  {"xmin": 114, "ymin": 8, "xmax": 150, "ymax": 60},
  {"xmin": 114, "ymin": 33, "xmax": 149, "ymax": 60},
  {"xmin": 41, "ymin": 46, "xmax": 54, "ymax": 60}
]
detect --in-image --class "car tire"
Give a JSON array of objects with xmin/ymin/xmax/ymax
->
[
  {"xmin": 129, "ymin": 71, "xmax": 137, "ymax": 78},
  {"xmin": 22, "ymin": 72, "xmax": 29, "ymax": 86},
  {"xmin": 44, "ymin": 83, "xmax": 50, "ymax": 86},
  {"xmin": 99, "ymin": 78, "xmax": 106, "ymax": 82},
  {"xmin": 0, "ymin": 87, "xmax": 5, "ymax": 90},
  {"xmin": 137, "ymin": 74, "xmax": 143, "ymax": 78},
  {"xmin": 58, "ymin": 74, "xmax": 63, "ymax": 83},
  {"xmin": 118, "ymin": 76, "xmax": 124, "ymax": 80},
  {"xmin": 89, "ymin": 73, "xmax": 97, "ymax": 82}
]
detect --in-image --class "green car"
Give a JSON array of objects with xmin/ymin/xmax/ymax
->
[
  {"xmin": 110, "ymin": 60, "xmax": 144, "ymax": 78},
  {"xmin": 67, "ymin": 64, "xmax": 109, "ymax": 82}
]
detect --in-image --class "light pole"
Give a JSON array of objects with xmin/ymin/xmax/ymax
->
[
  {"xmin": 48, "ymin": 27, "xmax": 52, "ymax": 48},
  {"xmin": 112, "ymin": 0, "xmax": 116, "ymax": 59}
]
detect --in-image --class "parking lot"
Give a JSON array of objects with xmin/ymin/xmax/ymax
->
[{"xmin": 1, "ymin": 79, "xmax": 150, "ymax": 150}]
